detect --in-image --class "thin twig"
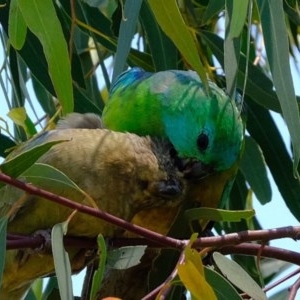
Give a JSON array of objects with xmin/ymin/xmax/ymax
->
[
  {"xmin": 288, "ymin": 275, "xmax": 300, "ymax": 300},
  {"xmin": 264, "ymin": 267, "xmax": 300, "ymax": 293},
  {"xmin": 219, "ymin": 243, "xmax": 300, "ymax": 266}
]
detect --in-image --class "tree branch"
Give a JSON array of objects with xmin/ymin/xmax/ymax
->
[
  {"xmin": 0, "ymin": 172, "xmax": 184, "ymax": 249},
  {"xmin": 3, "ymin": 173, "xmax": 300, "ymax": 267}
]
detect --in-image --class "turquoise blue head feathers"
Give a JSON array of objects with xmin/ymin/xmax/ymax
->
[{"xmin": 103, "ymin": 68, "xmax": 244, "ymax": 172}]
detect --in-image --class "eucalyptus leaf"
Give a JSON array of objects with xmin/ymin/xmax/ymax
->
[
  {"xmin": 18, "ymin": 0, "xmax": 73, "ymax": 114},
  {"xmin": 227, "ymin": 0, "xmax": 249, "ymax": 39},
  {"xmin": 140, "ymin": 1, "xmax": 178, "ymax": 70},
  {"xmin": 0, "ymin": 138, "xmax": 67, "ymax": 188},
  {"xmin": 213, "ymin": 252, "xmax": 267, "ymax": 300},
  {"xmin": 90, "ymin": 235, "xmax": 107, "ymax": 300},
  {"xmin": 8, "ymin": 0, "xmax": 27, "ymax": 50},
  {"xmin": 202, "ymin": 0, "xmax": 225, "ymax": 25},
  {"xmin": 107, "ymin": 246, "xmax": 147, "ymax": 270},
  {"xmin": 0, "ymin": 134, "xmax": 16, "ymax": 159},
  {"xmin": 28, "ymin": 278, "xmax": 43, "ymax": 300},
  {"xmin": 185, "ymin": 207, "xmax": 255, "ymax": 224},
  {"xmin": 201, "ymin": 31, "xmax": 282, "ymax": 112},
  {"xmin": 7, "ymin": 107, "xmax": 37, "ymax": 138},
  {"xmin": 177, "ymin": 260, "xmax": 217, "ymax": 300},
  {"xmin": 257, "ymin": 0, "xmax": 300, "ymax": 176},
  {"xmin": 42, "ymin": 277, "xmax": 59, "ymax": 300},
  {"xmin": 239, "ymin": 136, "xmax": 272, "ymax": 204},
  {"xmin": 204, "ymin": 267, "xmax": 242, "ymax": 300},
  {"xmin": 23, "ymin": 289, "xmax": 38, "ymax": 300},
  {"xmin": 247, "ymin": 100, "xmax": 300, "ymax": 222},
  {"xmin": 52, "ymin": 222, "xmax": 73, "ymax": 300},
  {"xmin": 148, "ymin": 0, "xmax": 208, "ymax": 88},
  {"xmin": 22, "ymin": 163, "xmax": 83, "ymax": 196},
  {"xmin": 224, "ymin": 0, "xmax": 242, "ymax": 97},
  {"xmin": 112, "ymin": 0, "xmax": 143, "ymax": 83}
]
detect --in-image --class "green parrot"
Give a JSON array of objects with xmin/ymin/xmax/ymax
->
[
  {"xmin": 0, "ymin": 119, "xmax": 185, "ymax": 299},
  {"xmin": 98, "ymin": 68, "xmax": 245, "ymax": 299},
  {"xmin": 102, "ymin": 68, "xmax": 244, "ymax": 174}
]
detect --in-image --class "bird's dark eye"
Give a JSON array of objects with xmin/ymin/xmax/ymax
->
[{"xmin": 197, "ymin": 132, "xmax": 209, "ymax": 152}]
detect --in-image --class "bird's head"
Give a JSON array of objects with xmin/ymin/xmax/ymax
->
[{"xmin": 157, "ymin": 71, "xmax": 244, "ymax": 177}]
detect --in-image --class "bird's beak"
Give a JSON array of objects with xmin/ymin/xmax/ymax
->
[
  {"xmin": 169, "ymin": 146, "xmax": 215, "ymax": 180},
  {"xmin": 156, "ymin": 179, "xmax": 183, "ymax": 198},
  {"xmin": 175, "ymin": 158, "xmax": 215, "ymax": 180}
]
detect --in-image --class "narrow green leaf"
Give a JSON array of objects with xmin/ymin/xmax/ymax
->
[
  {"xmin": 140, "ymin": 1, "xmax": 178, "ymax": 70},
  {"xmin": 8, "ymin": 47, "xmax": 25, "ymax": 108},
  {"xmin": 201, "ymin": 31, "xmax": 282, "ymax": 112},
  {"xmin": 23, "ymin": 289, "xmax": 38, "ymax": 300},
  {"xmin": 148, "ymin": 0, "xmax": 208, "ymax": 89},
  {"xmin": 185, "ymin": 207, "xmax": 255, "ymax": 223},
  {"xmin": 257, "ymin": 0, "xmax": 300, "ymax": 176},
  {"xmin": 73, "ymin": 85, "xmax": 103, "ymax": 115},
  {"xmin": 112, "ymin": 0, "xmax": 143, "ymax": 83},
  {"xmin": 8, "ymin": 0, "xmax": 27, "ymax": 50},
  {"xmin": 18, "ymin": 30, "xmax": 56, "ymax": 96},
  {"xmin": 0, "ymin": 134, "xmax": 16, "ymax": 159},
  {"xmin": 283, "ymin": 1, "xmax": 300, "ymax": 26},
  {"xmin": 28, "ymin": 278, "xmax": 44, "ymax": 300},
  {"xmin": 246, "ymin": 100, "xmax": 300, "ymax": 222},
  {"xmin": 0, "ymin": 138, "xmax": 67, "ymax": 187},
  {"xmin": 90, "ymin": 235, "xmax": 107, "ymax": 300},
  {"xmin": 224, "ymin": 0, "xmax": 242, "ymax": 96},
  {"xmin": 213, "ymin": 252, "xmax": 267, "ymax": 300},
  {"xmin": 204, "ymin": 267, "xmax": 242, "ymax": 300},
  {"xmin": 0, "ymin": 217, "xmax": 8, "ymax": 288},
  {"xmin": 107, "ymin": 246, "xmax": 147, "ymax": 270},
  {"xmin": 7, "ymin": 107, "xmax": 37, "ymax": 137},
  {"xmin": 42, "ymin": 277, "xmax": 59, "ymax": 300},
  {"xmin": 127, "ymin": 49, "xmax": 154, "ymax": 71},
  {"xmin": 31, "ymin": 76, "xmax": 56, "ymax": 117},
  {"xmin": 73, "ymin": 3, "xmax": 154, "ymax": 72},
  {"xmin": 239, "ymin": 136, "xmax": 272, "ymax": 204},
  {"xmin": 22, "ymin": 163, "xmax": 82, "ymax": 194},
  {"xmin": 227, "ymin": 0, "xmax": 249, "ymax": 39},
  {"xmin": 202, "ymin": 0, "xmax": 225, "ymax": 25},
  {"xmin": 52, "ymin": 222, "xmax": 73, "ymax": 300},
  {"xmin": 18, "ymin": 0, "xmax": 73, "ymax": 114}
]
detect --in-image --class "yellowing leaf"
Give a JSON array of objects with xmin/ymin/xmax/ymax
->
[
  {"xmin": 184, "ymin": 246, "xmax": 204, "ymax": 277},
  {"xmin": 148, "ymin": 0, "xmax": 208, "ymax": 90},
  {"xmin": 7, "ymin": 107, "xmax": 27, "ymax": 126},
  {"xmin": 178, "ymin": 261, "xmax": 217, "ymax": 300},
  {"xmin": 7, "ymin": 107, "xmax": 36, "ymax": 137}
]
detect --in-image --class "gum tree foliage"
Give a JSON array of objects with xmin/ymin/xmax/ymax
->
[{"xmin": 0, "ymin": 0, "xmax": 300, "ymax": 299}]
